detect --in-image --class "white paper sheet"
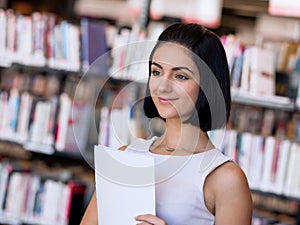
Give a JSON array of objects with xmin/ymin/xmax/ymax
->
[{"xmin": 94, "ymin": 145, "xmax": 155, "ymax": 225}]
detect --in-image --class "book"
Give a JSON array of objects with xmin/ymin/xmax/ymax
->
[
  {"xmin": 108, "ymin": 106, "xmax": 131, "ymax": 148},
  {"xmin": 65, "ymin": 101, "xmax": 92, "ymax": 152},
  {"xmin": 8, "ymin": 88, "xmax": 20, "ymax": 133},
  {"xmin": 23, "ymin": 175, "xmax": 41, "ymax": 223},
  {"xmin": 240, "ymin": 47, "xmax": 251, "ymax": 93},
  {"xmin": 261, "ymin": 109, "xmax": 275, "ymax": 136},
  {"xmin": 260, "ymin": 136, "xmax": 276, "ymax": 192},
  {"xmin": 237, "ymin": 132, "xmax": 252, "ymax": 178},
  {"xmin": 247, "ymin": 134, "xmax": 264, "ymax": 190},
  {"xmin": 55, "ymin": 93, "xmax": 72, "ymax": 151},
  {"xmin": 6, "ymin": 10, "xmax": 17, "ymax": 63},
  {"xmin": 17, "ymin": 92, "xmax": 33, "ymax": 142},
  {"xmin": 29, "ymin": 101, "xmax": 52, "ymax": 145},
  {"xmin": 31, "ymin": 12, "xmax": 47, "ymax": 67},
  {"xmin": 283, "ymin": 142, "xmax": 300, "ymax": 198},
  {"xmin": 277, "ymin": 42, "xmax": 299, "ymax": 72},
  {"xmin": 94, "ymin": 145, "xmax": 155, "ymax": 225},
  {"xmin": 64, "ymin": 181, "xmax": 87, "ymax": 225},
  {"xmin": 0, "ymin": 9, "xmax": 7, "ymax": 66},
  {"xmin": 231, "ymin": 49, "xmax": 244, "ymax": 89},
  {"xmin": 273, "ymin": 140, "xmax": 291, "ymax": 195},
  {"xmin": 109, "ymin": 27, "xmax": 131, "ymax": 79},
  {"xmin": 249, "ymin": 47, "xmax": 276, "ymax": 95},
  {"xmin": 47, "ymin": 20, "xmax": 81, "ymax": 72},
  {"xmin": 56, "ymin": 83, "xmax": 93, "ymax": 152},
  {"xmin": 3, "ymin": 172, "xmax": 31, "ymax": 219},
  {"xmin": 15, "ymin": 14, "xmax": 33, "ymax": 65},
  {"xmin": 0, "ymin": 162, "xmax": 28, "ymax": 217},
  {"xmin": 40, "ymin": 179, "xmax": 64, "ymax": 224},
  {"xmin": 0, "ymin": 162, "xmax": 11, "ymax": 214},
  {"xmin": 80, "ymin": 18, "xmax": 108, "ymax": 74},
  {"xmin": 224, "ymin": 129, "xmax": 238, "ymax": 161}
]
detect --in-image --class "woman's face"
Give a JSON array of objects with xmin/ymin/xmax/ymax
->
[{"xmin": 149, "ymin": 43, "xmax": 200, "ymax": 121}]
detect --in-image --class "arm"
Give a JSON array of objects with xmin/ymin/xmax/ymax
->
[
  {"xmin": 80, "ymin": 145, "xmax": 128, "ymax": 225},
  {"xmin": 80, "ymin": 191, "xmax": 97, "ymax": 225},
  {"xmin": 205, "ymin": 162, "xmax": 253, "ymax": 225}
]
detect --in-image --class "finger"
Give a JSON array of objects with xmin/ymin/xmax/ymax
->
[
  {"xmin": 135, "ymin": 214, "xmax": 154, "ymax": 222},
  {"xmin": 135, "ymin": 214, "xmax": 166, "ymax": 225},
  {"xmin": 136, "ymin": 222, "xmax": 153, "ymax": 225}
]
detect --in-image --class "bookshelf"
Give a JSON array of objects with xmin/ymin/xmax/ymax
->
[
  {"xmin": 0, "ymin": 4, "xmax": 98, "ymax": 223},
  {"xmin": 219, "ymin": 26, "xmax": 300, "ymax": 224},
  {"xmin": 231, "ymin": 88, "xmax": 295, "ymax": 111},
  {"xmin": 1, "ymin": 1, "xmax": 300, "ymax": 224}
]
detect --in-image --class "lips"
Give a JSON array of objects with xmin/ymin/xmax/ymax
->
[{"xmin": 158, "ymin": 97, "xmax": 177, "ymax": 104}]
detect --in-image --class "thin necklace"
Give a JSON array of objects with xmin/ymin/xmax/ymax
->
[
  {"xmin": 154, "ymin": 137, "xmax": 212, "ymax": 153},
  {"xmin": 165, "ymin": 146, "xmax": 176, "ymax": 152},
  {"xmin": 163, "ymin": 142, "xmax": 212, "ymax": 153}
]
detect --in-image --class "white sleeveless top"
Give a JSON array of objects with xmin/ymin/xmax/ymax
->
[{"xmin": 125, "ymin": 136, "xmax": 232, "ymax": 225}]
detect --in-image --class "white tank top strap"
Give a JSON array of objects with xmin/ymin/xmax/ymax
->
[
  {"xmin": 126, "ymin": 136, "xmax": 157, "ymax": 153},
  {"xmin": 197, "ymin": 149, "xmax": 232, "ymax": 174}
]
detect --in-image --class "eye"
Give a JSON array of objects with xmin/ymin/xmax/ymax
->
[
  {"xmin": 175, "ymin": 74, "xmax": 188, "ymax": 80},
  {"xmin": 151, "ymin": 70, "xmax": 161, "ymax": 76}
]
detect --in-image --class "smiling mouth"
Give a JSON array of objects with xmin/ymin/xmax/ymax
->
[{"xmin": 158, "ymin": 97, "xmax": 177, "ymax": 104}]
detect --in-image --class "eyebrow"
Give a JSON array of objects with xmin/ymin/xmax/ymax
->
[{"xmin": 151, "ymin": 62, "xmax": 194, "ymax": 74}]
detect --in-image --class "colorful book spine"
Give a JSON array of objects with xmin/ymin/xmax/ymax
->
[{"xmin": 0, "ymin": 162, "xmax": 88, "ymax": 225}]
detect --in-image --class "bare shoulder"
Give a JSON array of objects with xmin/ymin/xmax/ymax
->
[
  {"xmin": 205, "ymin": 161, "xmax": 253, "ymax": 225},
  {"xmin": 207, "ymin": 161, "xmax": 250, "ymax": 194},
  {"xmin": 214, "ymin": 161, "xmax": 247, "ymax": 183}
]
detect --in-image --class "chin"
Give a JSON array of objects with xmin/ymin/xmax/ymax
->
[
  {"xmin": 159, "ymin": 111, "xmax": 194, "ymax": 122},
  {"xmin": 159, "ymin": 112, "xmax": 184, "ymax": 121},
  {"xmin": 157, "ymin": 111, "xmax": 177, "ymax": 120}
]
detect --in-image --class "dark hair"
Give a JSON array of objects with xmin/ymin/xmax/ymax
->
[{"xmin": 143, "ymin": 23, "xmax": 231, "ymax": 131}]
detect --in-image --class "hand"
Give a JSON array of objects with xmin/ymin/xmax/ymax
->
[{"xmin": 135, "ymin": 214, "xmax": 167, "ymax": 225}]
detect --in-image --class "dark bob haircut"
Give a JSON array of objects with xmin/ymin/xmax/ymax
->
[{"xmin": 143, "ymin": 23, "xmax": 231, "ymax": 132}]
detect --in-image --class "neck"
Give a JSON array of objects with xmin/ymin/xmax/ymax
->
[{"xmin": 156, "ymin": 119, "xmax": 214, "ymax": 154}]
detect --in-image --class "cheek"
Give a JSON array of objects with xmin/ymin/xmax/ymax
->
[
  {"xmin": 190, "ymin": 87, "xmax": 199, "ymax": 103},
  {"xmin": 149, "ymin": 77, "xmax": 158, "ymax": 94},
  {"xmin": 181, "ymin": 84, "xmax": 199, "ymax": 103}
]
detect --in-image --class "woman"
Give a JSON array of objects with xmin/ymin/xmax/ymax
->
[{"xmin": 80, "ymin": 23, "xmax": 253, "ymax": 225}]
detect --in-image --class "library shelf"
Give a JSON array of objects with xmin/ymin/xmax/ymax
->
[
  {"xmin": 0, "ymin": 138, "xmax": 93, "ymax": 166},
  {"xmin": 231, "ymin": 88, "xmax": 295, "ymax": 111},
  {"xmin": 252, "ymin": 189, "xmax": 300, "ymax": 203},
  {"xmin": 251, "ymin": 189, "xmax": 300, "ymax": 225}
]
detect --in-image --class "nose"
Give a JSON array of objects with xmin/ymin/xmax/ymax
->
[{"xmin": 157, "ymin": 77, "xmax": 173, "ymax": 92}]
